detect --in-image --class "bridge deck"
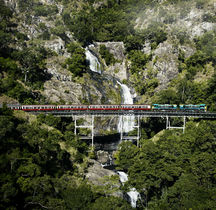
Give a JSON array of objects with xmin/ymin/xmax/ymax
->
[{"xmin": 30, "ymin": 110, "xmax": 216, "ymax": 118}]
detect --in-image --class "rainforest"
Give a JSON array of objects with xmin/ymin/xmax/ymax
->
[{"xmin": 0, "ymin": 0, "xmax": 216, "ymax": 209}]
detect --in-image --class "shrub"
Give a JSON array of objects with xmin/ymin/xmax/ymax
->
[{"xmin": 99, "ymin": 44, "xmax": 116, "ymax": 66}]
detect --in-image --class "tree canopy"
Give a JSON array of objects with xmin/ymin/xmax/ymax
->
[{"xmin": 115, "ymin": 120, "xmax": 216, "ymax": 209}]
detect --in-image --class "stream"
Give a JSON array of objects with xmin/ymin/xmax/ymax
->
[{"xmin": 117, "ymin": 171, "xmax": 141, "ymax": 208}]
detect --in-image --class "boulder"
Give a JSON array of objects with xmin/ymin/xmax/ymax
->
[
  {"xmin": 97, "ymin": 150, "xmax": 110, "ymax": 165},
  {"xmin": 85, "ymin": 159, "xmax": 116, "ymax": 186}
]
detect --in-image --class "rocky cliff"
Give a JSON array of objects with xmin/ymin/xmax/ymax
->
[{"xmin": 2, "ymin": 0, "xmax": 216, "ymax": 104}]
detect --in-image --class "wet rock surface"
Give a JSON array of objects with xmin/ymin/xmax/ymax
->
[
  {"xmin": 85, "ymin": 160, "xmax": 116, "ymax": 182},
  {"xmin": 96, "ymin": 150, "xmax": 111, "ymax": 165}
]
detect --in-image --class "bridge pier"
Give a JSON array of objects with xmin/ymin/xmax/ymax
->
[
  {"xmin": 74, "ymin": 115, "xmax": 94, "ymax": 149},
  {"xmin": 119, "ymin": 115, "xmax": 141, "ymax": 146},
  {"xmin": 133, "ymin": 115, "xmax": 140, "ymax": 146},
  {"xmin": 166, "ymin": 116, "xmax": 186, "ymax": 133},
  {"xmin": 120, "ymin": 115, "xmax": 123, "ymax": 142}
]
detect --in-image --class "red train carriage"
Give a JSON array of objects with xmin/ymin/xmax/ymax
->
[
  {"xmin": 57, "ymin": 105, "xmax": 89, "ymax": 111},
  {"xmin": 88, "ymin": 105, "xmax": 121, "ymax": 110}
]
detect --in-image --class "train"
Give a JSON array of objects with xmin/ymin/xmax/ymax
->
[{"xmin": 2, "ymin": 104, "xmax": 207, "ymax": 112}]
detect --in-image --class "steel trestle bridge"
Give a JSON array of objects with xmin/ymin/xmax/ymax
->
[
  {"xmin": 32, "ymin": 110, "xmax": 216, "ymax": 118},
  {"xmin": 29, "ymin": 110, "xmax": 216, "ymax": 148}
]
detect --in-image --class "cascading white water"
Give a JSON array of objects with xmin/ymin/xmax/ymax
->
[
  {"xmin": 127, "ymin": 188, "xmax": 140, "ymax": 208},
  {"xmin": 117, "ymin": 171, "xmax": 140, "ymax": 208},
  {"xmin": 85, "ymin": 48, "xmax": 101, "ymax": 74},
  {"xmin": 118, "ymin": 171, "xmax": 128, "ymax": 183},
  {"xmin": 86, "ymin": 45, "xmax": 139, "ymax": 207},
  {"xmin": 117, "ymin": 81, "xmax": 135, "ymax": 133},
  {"xmin": 85, "ymin": 45, "xmax": 135, "ymax": 133},
  {"xmin": 101, "ymin": 153, "xmax": 113, "ymax": 168}
]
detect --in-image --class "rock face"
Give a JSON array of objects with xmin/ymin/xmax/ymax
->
[
  {"xmin": 97, "ymin": 150, "xmax": 111, "ymax": 165},
  {"xmin": 94, "ymin": 42, "xmax": 128, "ymax": 81},
  {"xmin": 44, "ymin": 38, "xmax": 68, "ymax": 56},
  {"xmin": 85, "ymin": 159, "xmax": 116, "ymax": 185},
  {"xmin": 133, "ymin": 1, "xmax": 216, "ymax": 94},
  {"xmin": 85, "ymin": 159, "xmax": 123, "ymax": 197},
  {"xmin": 43, "ymin": 79, "xmax": 83, "ymax": 104},
  {"xmin": 4, "ymin": 0, "xmax": 17, "ymax": 10},
  {"xmin": 43, "ymin": 63, "xmax": 121, "ymax": 105},
  {"xmin": 136, "ymin": 2, "xmax": 216, "ymax": 39},
  {"xmin": 153, "ymin": 41, "xmax": 179, "ymax": 89},
  {"xmin": 4, "ymin": 0, "xmax": 215, "ymax": 105}
]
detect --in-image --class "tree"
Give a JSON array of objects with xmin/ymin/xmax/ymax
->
[
  {"xmin": 115, "ymin": 141, "xmax": 139, "ymax": 171},
  {"xmin": 99, "ymin": 44, "xmax": 116, "ymax": 66},
  {"xmin": 116, "ymin": 120, "xmax": 216, "ymax": 208},
  {"xmin": 128, "ymin": 50, "xmax": 150, "ymax": 74},
  {"xmin": 125, "ymin": 35, "xmax": 143, "ymax": 52},
  {"xmin": 0, "ymin": 0, "xmax": 13, "ymax": 57},
  {"xmin": 156, "ymin": 88, "xmax": 179, "ymax": 104},
  {"xmin": 61, "ymin": 184, "xmax": 94, "ymax": 209},
  {"xmin": 12, "ymin": 46, "xmax": 51, "ymax": 87},
  {"xmin": 65, "ymin": 47, "xmax": 88, "ymax": 77},
  {"xmin": 91, "ymin": 196, "xmax": 132, "ymax": 210}
]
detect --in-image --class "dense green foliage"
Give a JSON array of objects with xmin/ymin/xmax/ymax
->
[
  {"xmin": 1, "ymin": 0, "xmax": 216, "ymax": 209},
  {"xmin": 65, "ymin": 43, "xmax": 88, "ymax": 77},
  {"xmin": 127, "ymin": 50, "xmax": 159, "ymax": 95},
  {"xmin": 99, "ymin": 45, "xmax": 116, "ymax": 66},
  {"xmin": 63, "ymin": 2, "xmax": 134, "ymax": 45},
  {"xmin": 0, "ymin": 0, "xmax": 52, "ymax": 103},
  {"xmin": 0, "ymin": 0, "xmax": 13, "ymax": 57},
  {"xmin": 0, "ymin": 108, "xmax": 131, "ymax": 209},
  {"xmin": 137, "ymin": 22, "xmax": 167, "ymax": 50},
  {"xmin": 62, "ymin": 0, "xmax": 169, "ymax": 46},
  {"xmin": 116, "ymin": 120, "xmax": 216, "ymax": 209}
]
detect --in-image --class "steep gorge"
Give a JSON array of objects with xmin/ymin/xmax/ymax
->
[{"xmin": 1, "ymin": 0, "xmax": 216, "ymax": 209}]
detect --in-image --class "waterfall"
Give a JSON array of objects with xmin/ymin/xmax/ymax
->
[
  {"xmin": 85, "ymin": 47, "xmax": 101, "ymax": 74},
  {"xmin": 118, "ymin": 171, "xmax": 128, "ymax": 183},
  {"xmin": 127, "ymin": 188, "xmax": 141, "ymax": 208},
  {"xmin": 101, "ymin": 153, "xmax": 113, "ymax": 168},
  {"xmin": 117, "ymin": 81, "xmax": 135, "ymax": 133},
  {"xmin": 86, "ymin": 45, "xmax": 139, "ymax": 207},
  {"xmin": 117, "ymin": 171, "xmax": 140, "ymax": 208},
  {"xmin": 85, "ymin": 44, "xmax": 135, "ymax": 138}
]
